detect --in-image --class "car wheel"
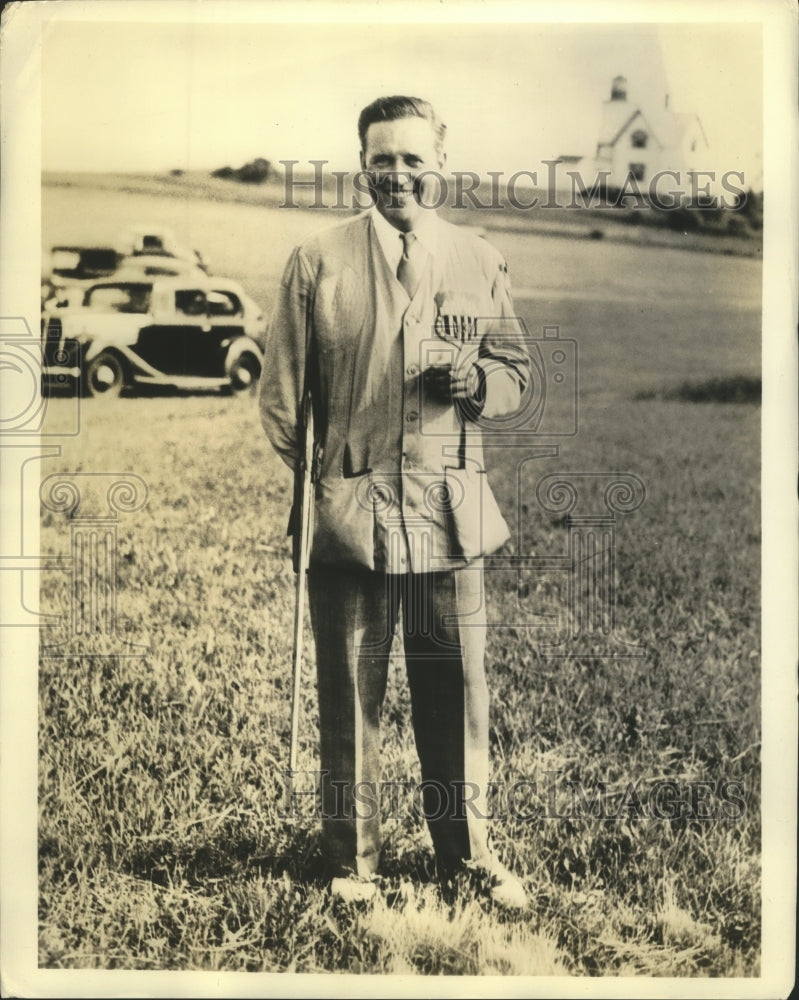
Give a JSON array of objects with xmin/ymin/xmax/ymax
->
[
  {"xmin": 227, "ymin": 350, "xmax": 262, "ymax": 393},
  {"xmin": 84, "ymin": 352, "xmax": 126, "ymax": 398}
]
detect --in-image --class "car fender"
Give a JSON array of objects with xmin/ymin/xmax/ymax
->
[
  {"xmin": 239, "ymin": 291, "xmax": 267, "ymax": 331},
  {"xmin": 223, "ymin": 336, "xmax": 263, "ymax": 373},
  {"xmin": 82, "ymin": 340, "xmax": 142, "ymax": 373}
]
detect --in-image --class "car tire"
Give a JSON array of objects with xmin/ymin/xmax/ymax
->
[
  {"xmin": 226, "ymin": 350, "xmax": 262, "ymax": 394},
  {"xmin": 83, "ymin": 352, "xmax": 126, "ymax": 398}
]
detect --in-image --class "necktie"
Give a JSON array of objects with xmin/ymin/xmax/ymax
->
[{"xmin": 396, "ymin": 231, "xmax": 426, "ymax": 298}]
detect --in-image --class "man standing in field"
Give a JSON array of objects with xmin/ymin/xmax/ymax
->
[{"xmin": 259, "ymin": 96, "xmax": 530, "ymax": 907}]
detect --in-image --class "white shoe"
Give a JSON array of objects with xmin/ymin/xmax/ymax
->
[
  {"xmin": 464, "ymin": 855, "xmax": 529, "ymax": 910},
  {"xmin": 330, "ymin": 875, "xmax": 378, "ymax": 904}
]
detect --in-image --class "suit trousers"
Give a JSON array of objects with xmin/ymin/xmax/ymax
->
[{"xmin": 307, "ymin": 562, "xmax": 492, "ymax": 880}]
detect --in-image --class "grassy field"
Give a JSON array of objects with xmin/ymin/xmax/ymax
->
[{"xmin": 38, "ymin": 175, "xmax": 761, "ymax": 976}]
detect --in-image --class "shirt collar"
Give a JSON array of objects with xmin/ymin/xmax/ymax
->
[{"xmin": 370, "ymin": 206, "xmax": 440, "ymax": 269}]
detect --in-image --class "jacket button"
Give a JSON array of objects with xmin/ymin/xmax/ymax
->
[
  {"xmin": 407, "ymin": 364, "xmax": 419, "ymax": 376},
  {"xmin": 405, "ymin": 411, "xmax": 418, "ymax": 423}
]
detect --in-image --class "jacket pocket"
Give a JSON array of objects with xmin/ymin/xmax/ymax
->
[
  {"xmin": 311, "ymin": 477, "xmax": 376, "ymax": 570},
  {"xmin": 443, "ymin": 465, "xmax": 510, "ymax": 558},
  {"xmin": 342, "ymin": 441, "xmax": 372, "ymax": 479}
]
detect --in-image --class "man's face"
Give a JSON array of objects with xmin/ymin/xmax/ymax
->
[{"xmin": 360, "ymin": 116, "xmax": 445, "ymax": 232}]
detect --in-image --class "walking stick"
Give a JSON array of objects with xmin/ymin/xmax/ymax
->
[{"xmin": 289, "ymin": 387, "xmax": 315, "ymax": 777}]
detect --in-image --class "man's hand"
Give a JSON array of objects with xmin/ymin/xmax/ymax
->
[{"xmin": 425, "ymin": 361, "xmax": 484, "ymax": 405}]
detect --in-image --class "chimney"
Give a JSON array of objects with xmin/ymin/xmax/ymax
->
[{"xmin": 610, "ymin": 75, "xmax": 627, "ymax": 101}]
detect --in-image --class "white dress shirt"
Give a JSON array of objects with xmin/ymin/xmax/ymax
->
[{"xmin": 370, "ymin": 206, "xmax": 441, "ymax": 274}]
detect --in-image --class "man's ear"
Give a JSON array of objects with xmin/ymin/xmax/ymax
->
[
  {"xmin": 359, "ymin": 149, "xmax": 367, "ymax": 172},
  {"xmin": 438, "ymin": 151, "xmax": 447, "ymax": 171}
]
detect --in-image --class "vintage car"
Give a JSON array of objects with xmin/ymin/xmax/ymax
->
[
  {"xmin": 42, "ymin": 273, "xmax": 266, "ymax": 397},
  {"xmin": 116, "ymin": 225, "xmax": 210, "ymax": 273},
  {"xmin": 42, "ymin": 228, "xmax": 209, "ymax": 312},
  {"xmin": 42, "ymin": 253, "xmax": 209, "ymax": 314}
]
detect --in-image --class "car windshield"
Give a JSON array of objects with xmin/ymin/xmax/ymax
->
[{"xmin": 85, "ymin": 284, "xmax": 152, "ymax": 313}]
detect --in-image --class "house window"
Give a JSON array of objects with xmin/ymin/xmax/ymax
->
[
  {"xmin": 628, "ymin": 163, "xmax": 646, "ymax": 182},
  {"xmin": 631, "ymin": 130, "xmax": 648, "ymax": 149}
]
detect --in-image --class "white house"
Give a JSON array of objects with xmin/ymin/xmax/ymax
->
[{"xmin": 554, "ymin": 75, "xmax": 715, "ymax": 204}]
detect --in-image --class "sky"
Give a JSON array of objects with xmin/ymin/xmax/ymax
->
[{"xmin": 40, "ymin": 17, "xmax": 762, "ymax": 185}]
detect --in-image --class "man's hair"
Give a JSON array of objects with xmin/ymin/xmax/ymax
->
[{"xmin": 358, "ymin": 96, "xmax": 447, "ymax": 154}]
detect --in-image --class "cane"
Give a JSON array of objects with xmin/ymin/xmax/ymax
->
[{"xmin": 289, "ymin": 387, "xmax": 315, "ymax": 777}]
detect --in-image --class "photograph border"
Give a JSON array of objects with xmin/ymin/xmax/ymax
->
[{"xmin": 1, "ymin": 1, "xmax": 796, "ymax": 996}]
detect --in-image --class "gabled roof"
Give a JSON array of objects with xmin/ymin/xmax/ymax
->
[
  {"xmin": 653, "ymin": 111, "xmax": 708, "ymax": 149},
  {"xmin": 597, "ymin": 108, "xmax": 665, "ymax": 151},
  {"xmin": 595, "ymin": 102, "xmax": 641, "ymax": 146},
  {"xmin": 599, "ymin": 102, "xmax": 707, "ymax": 152}
]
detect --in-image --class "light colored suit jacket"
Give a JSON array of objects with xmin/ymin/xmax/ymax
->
[{"xmin": 259, "ymin": 210, "xmax": 530, "ymax": 572}]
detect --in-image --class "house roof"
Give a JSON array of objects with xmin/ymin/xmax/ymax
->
[
  {"xmin": 596, "ymin": 101, "xmax": 641, "ymax": 146},
  {"xmin": 598, "ymin": 101, "xmax": 707, "ymax": 151},
  {"xmin": 652, "ymin": 111, "xmax": 709, "ymax": 149},
  {"xmin": 596, "ymin": 107, "xmax": 664, "ymax": 153}
]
